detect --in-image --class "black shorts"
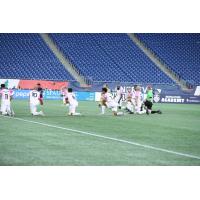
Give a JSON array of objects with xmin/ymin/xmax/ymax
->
[{"xmin": 144, "ymin": 100, "xmax": 153, "ymax": 110}]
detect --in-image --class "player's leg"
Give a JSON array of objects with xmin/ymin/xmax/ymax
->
[
  {"xmin": 6, "ymin": 104, "xmax": 12, "ymax": 116},
  {"xmin": 151, "ymin": 110, "xmax": 162, "ymax": 114},
  {"xmin": 126, "ymin": 101, "xmax": 134, "ymax": 114},
  {"xmin": 118, "ymin": 96, "xmax": 123, "ymax": 109},
  {"xmin": 135, "ymin": 100, "xmax": 142, "ymax": 114},
  {"xmin": 101, "ymin": 105, "xmax": 106, "ymax": 114},
  {"xmin": 144, "ymin": 101, "xmax": 152, "ymax": 115},
  {"xmin": 111, "ymin": 102, "xmax": 123, "ymax": 116},
  {"xmin": 1, "ymin": 103, "xmax": 7, "ymax": 115},
  {"xmin": 31, "ymin": 104, "xmax": 44, "ymax": 116}
]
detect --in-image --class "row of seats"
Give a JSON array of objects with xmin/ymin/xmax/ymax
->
[
  {"xmin": 0, "ymin": 34, "xmax": 75, "ymax": 81},
  {"xmin": 49, "ymin": 33, "xmax": 174, "ymax": 84},
  {"xmin": 136, "ymin": 33, "xmax": 200, "ymax": 85}
]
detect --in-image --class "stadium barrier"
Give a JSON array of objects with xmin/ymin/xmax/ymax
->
[
  {"xmin": 13, "ymin": 90, "xmax": 95, "ymax": 101},
  {"xmin": 1, "ymin": 79, "xmax": 200, "ymax": 104}
]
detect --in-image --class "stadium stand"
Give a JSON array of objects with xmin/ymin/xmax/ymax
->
[
  {"xmin": 0, "ymin": 34, "xmax": 74, "ymax": 81},
  {"xmin": 49, "ymin": 33, "xmax": 174, "ymax": 84},
  {"xmin": 136, "ymin": 33, "xmax": 200, "ymax": 85}
]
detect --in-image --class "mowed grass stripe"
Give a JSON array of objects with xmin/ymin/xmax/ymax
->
[{"xmin": 2, "ymin": 115, "xmax": 200, "ymax": 161}]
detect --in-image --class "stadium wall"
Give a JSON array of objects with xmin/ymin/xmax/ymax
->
[{"xmin": 1, "ymin": 79, "xmax": 200, "ymax": 104}]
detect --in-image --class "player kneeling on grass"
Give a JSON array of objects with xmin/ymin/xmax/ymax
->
[
  {"xmin": 125, "ymin": 88, "xmax": 135, "ymax": 114},
  {"xmin": 29, "ymin": 88, "xmax": 44, "ymax": 116},
  {"xmin": 101, "ymin": 87, "xmax": 123, "ymax": 116},
  {"xmin": 134, "ymin": 85, "xmax": 146, "ymax": 114},
  {"xmin": 65, "ymin": 88, "xmax": 81, "ymax": 116},
  {"xmin": 114, "ymin": 85, "xmax": 123, "ymax": 109},
  {"xmin": 144, "ymin": 85, "xmax": 162, "ymax": 115},
  {"xmin": 0, "ymin": 84, "xmax": 15, "ymax": 116},
  {"xmin": 60, "ymin": 86, "xmax": 68, "ymax": 105},
  {"xmin": 99, "ymin": 91, "xmax": 106, "ymax": 115}
]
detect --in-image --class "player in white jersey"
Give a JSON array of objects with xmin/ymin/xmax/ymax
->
[
  {"xmin": 114, "ymin": 86, "xmax": 123, "ymax": 109},
  {"xmin": 0, "ymin": 84, "xmax": 14, "ymax": 116},
  {"xmin": 135, "ymin": 86, "xmax": 142, "ymax": 114},
  {"xmin": 125, "ymin": 88, "xmax": 135, "ymax": 114},
  {"xmin": 29, "ymin": 88, "xmax": 44, "ymax": 116},
  {"xmin": 101, "ymin": 87, "xmax": 123, "ymax": 116},
  {"xmin": 65, "ymin": 88, "xmax": 81, "ymax": 116},
  {"xmin": 60, "ymin": 86, "xmax": 68, "ymax": 105}
]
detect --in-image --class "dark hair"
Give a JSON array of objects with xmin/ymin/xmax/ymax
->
[
  {"xmin": 68, "ymin": 88, "xmax": 73, "ymax": 92},
  {"xmin": 1, "ymin": 84, "xmax": 5, "ymax": 88},
  {"xmin": 117, "ymin": 86, "xmax": 120, "ymax": 90},
  {"xmin": 102, "ymin": 87, "xmax": 107, "ymax": 93}
]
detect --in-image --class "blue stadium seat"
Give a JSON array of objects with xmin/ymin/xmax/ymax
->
[
  {"xmin": 49, "ymin": 33, "xmax": 174, "ymax": 84},
  {"xmin": 136, "ymin": 33, "xmax": 200, "ymax": 85},
  {"xmin": 0, "ymin": 34, "xmax": 74, "ymax": 81}
]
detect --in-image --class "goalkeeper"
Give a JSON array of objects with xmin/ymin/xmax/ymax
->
[{"xmin": 144, "ymin": 85, "xmax": 162, "ymax": 115}]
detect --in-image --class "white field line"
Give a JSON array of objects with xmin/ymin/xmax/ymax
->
[{"xmin": 1, "ymin": 115, "xmax": 200, "ymax": 161}]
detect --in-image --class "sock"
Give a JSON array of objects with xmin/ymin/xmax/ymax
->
[{"xmin": 101, "ymin": 106, "xmax": 105, "ymax": 114}]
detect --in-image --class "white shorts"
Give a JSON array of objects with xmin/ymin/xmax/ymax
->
[
  {"xmin": 69, "ymin": 101, "xmax": 78, "ymax": 114},
  {"xmin": 1, "ymin": 103, "xmax": 11, "ymax": 114},
  {"xmin": 115, "ymin": 95, "xmax": 123, "ymax": 104},
  {"xmin": 30, "ymin": 103, "xmax": 39, "ymax": 115},
  {"xmin": 106, "ymin": 101, "xmax": 118, "ymax": 112}
]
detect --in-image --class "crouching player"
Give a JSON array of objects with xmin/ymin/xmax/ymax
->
[
  {"xmin": 65, "ymin": 88, "xmax": 81, "ymax": 116},
  {"xmin": 102, "ymin": 87, "xmax": 123, "ymax": 116},
  {"xmin": 135, "ymin": 85, "xmax": 146, "ymax": 114},
  {"xmin": 125, "ymin": 88, "xmax": 135, "ymax": 114},
  {"xmin": 29, "ymin": 88, "xmax": 44, "ymax": 116},
  {"xmin": 60, "ymin": 86, "xmax": 68, "ymax": 105},
  {"xmin": 114, "ymin": 85, "xmax": 123, "ymax": 109},
  {"xmin": 144, "ymin": 86, "xmax": 162, "ymax": 115},
  {"xmin": 0, "ymin": 84, "xmax": 15, "ymax": 116}
]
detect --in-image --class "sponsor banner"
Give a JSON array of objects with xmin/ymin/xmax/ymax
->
[
  {"xmin": 0, "ymin": 79, "xmax": 20, "ymax": 89},
  {"xmin": 18, "ymin": 80, "xmax": 68, "ymax": 90},
  {"xmin": 75, "ymin": 92, "xmax": 95, "ymax": 101},
  {"xmin": 13, "ymin": 90, "xmax": 95, "ymax": 101},
  {"xmin": 14, "ymin": 90, "xmax": 30, "ymax": 99},
  {"xmin": 160, "ymin": 95, "xmax": 200, "ymax": 104}
]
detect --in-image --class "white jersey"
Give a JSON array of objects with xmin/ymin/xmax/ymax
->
[
  {"xmin": 0, "ymin": 89, "xmax": 13, "ymax": 105},
  {"xmin": 126, "ymin": 91, "xmax": 135, "ymax": 101},
  {"xmin": 29, "ymin": 90, "xmax": 40, "ymax": 105},
  {"xmin": 116, "ymin": 87, "xmax": 123, "ymax": 97},
  {"xmin": 103, "ymin": 92, "xmax": 117, "ymax": 107},
  {"xmin": 67, "ymin": 92, "xmax": 78, "ymax": 106}
]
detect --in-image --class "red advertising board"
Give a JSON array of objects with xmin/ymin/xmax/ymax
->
[{"xmin": 18, "ymin": 80, "xmax": 68, "ymax": 90}]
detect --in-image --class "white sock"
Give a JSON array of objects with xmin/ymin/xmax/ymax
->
[{"xmin": 101, "ymin": 106, "xmax": 105, "ymax": 114}]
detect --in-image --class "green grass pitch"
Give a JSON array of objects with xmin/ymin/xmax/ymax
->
[{"xmin": 0, "ymin": 100, "xmax": 200, "ymax": 166}]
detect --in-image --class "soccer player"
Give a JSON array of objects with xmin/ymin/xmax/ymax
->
[
  {"xmin": 125, "ymin": 88, "xmax": 135, "ymax": 114},
  {"xmin": 144, "ymin": 85, "xmax": 162, "ymax": 115},
  {"xmin": 60, "ymin": 86, "xmax": 68, "ymax": 105},
  {"xmin": 29, "ymin": 88, "xmax": 44, "ymax": 116},
  {"xmin": 36, "ymin": 83, "xmax": 44, "ymax": 105},
  {"xmin": 65, "ymin": 88, "xmax": 81, "ymax": 116},
  {"xmin": 101, "ymin": 87, "xmax": 123, "ymax": 116},
  {"xmin": 114, "ymin": 85, "xmax": 123, "ymax": 109},
  {"xmin": 99, "ymin": 91, "xmax": 106, "ymax": 115},
  {"xmin": 0, "ymin": 84, "xmax": 14, "ymax": 116},
  {"xmin": 135, "ymin": 85, "xmax": 142, "ymax": 114}
]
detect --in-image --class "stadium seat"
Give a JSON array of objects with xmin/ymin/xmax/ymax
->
[
  {"xmin": 0, "ymin": 33, "xmax": 75, "ymax": 81},
  {"xmin": 49, "ymin": 33, "xmax": 174, "ymax": 84},
  {"xmin": 136, "ymin": 33, "xmax": 200, "ymax": 85}
]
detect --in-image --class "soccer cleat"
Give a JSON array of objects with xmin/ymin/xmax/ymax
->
[{"xmin": 158, "ymin": 110, "xmax": 162, "ymax": 114}]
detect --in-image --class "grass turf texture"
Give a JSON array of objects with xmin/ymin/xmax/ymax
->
[{"xmin": 0, "ymin": 100, "xmax": 200, "ymax": 166}]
